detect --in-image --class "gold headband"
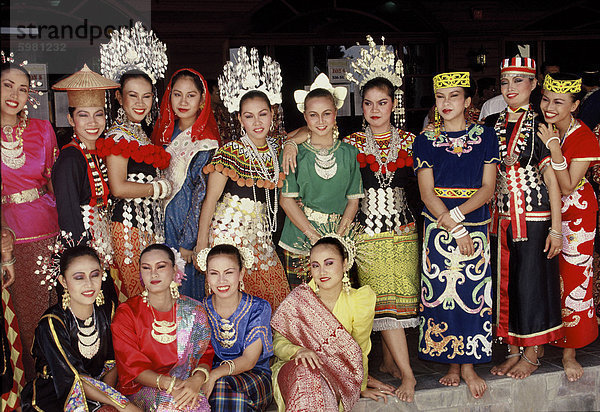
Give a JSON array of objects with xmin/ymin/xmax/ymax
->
[
  {"xmin": 433, "ymin": 72, "xmax": 470, "ymax": 92},
  {"xmin": 543, "ymin": 74, "xmax": 582, "ymax": 94}
]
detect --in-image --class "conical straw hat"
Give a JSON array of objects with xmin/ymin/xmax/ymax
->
[{"xmin": 53, "ymin": 64, "xmax": 119, "ymax": 90}]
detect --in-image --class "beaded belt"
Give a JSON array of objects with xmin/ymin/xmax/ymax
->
[
  {"xmin": 303, "ymin": 205, "xmax": 336, "ymax": 224},
  {"xmin": 434, "ymin": 187, "xmax": 477, "ymax": 199},
  {"xmin": 1, "ymin": 187, "xmax": 47, "ymax": 205}
]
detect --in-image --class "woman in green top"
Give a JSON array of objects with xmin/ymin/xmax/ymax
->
[{"xmin": 279, "ymin": 73, "xmax": 363, "ymax": 287}]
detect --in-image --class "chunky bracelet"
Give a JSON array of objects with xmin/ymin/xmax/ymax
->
[
  {"xmin": 551, "ymin": 157, "xmax": 568, "ymax": 171},
  {"xmin": 151, "ymin": 181, "xmax": 161, "ymax": 200},
  {"xmin": 157, "ymin": 179, "xmax": 168, "ymax": 199},
  {"xmin": 166, "ymin": 376, "xmax": 176, "ymax": 394},
  {"xmin": 283, "ymin": 140, "xmax": 298, "ymax": 151},
  {"xmin": 192, "ymin": 367, "xmax": 210, "ymax": 384},
  {"xmin": 545, "ymin": 136, "xmax": 560, "ymax": 149},
  {"xmin": 156, "ymin": 374, "xmax": 163, "ymax": 391},
  {"xmin": 549, "ymin": 228, "xmax": 563, "ymax": 240},
  {"xmin": 450, "ymin": 225, "xmax": 469, "ymax": 239},
  {"xmin": 449, "ymin": 207, "xmax": 465, "ymax": 224},
  {"xmin": 3, "ymin": 227, "xmax": 16, "ymax": 240},
  {"xmin": 221, "ymin": 359, "xmax": 235, "ymax": 375},
  {"xmin": 1, "ymin": 257, "xmax": 16, "ymax": 267}
]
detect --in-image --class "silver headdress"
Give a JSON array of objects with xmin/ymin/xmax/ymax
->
[
  {"xmin": 346, "ymin": 35, "xmax": 406, "ymax": 129},
  {"xmin": 1, "ymin": 50, "xmax": 43, "ymax": 110},
  {"xmin": 219, "ymin": 47, "xmax": 282, "ymax": 113},
  {"xmin": 195, "ymin": 236, "xmax": 255, "ymax": 272},
  {"xmin": 100, "ymin": 21, "xmax": 168, "ymax": 84}
]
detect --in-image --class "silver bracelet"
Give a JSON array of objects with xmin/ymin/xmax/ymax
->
[
  {"xmin": 283, "ymin": 140, "xmax": 298, "ymax": 151},
  {"xmin": 551, "ymin": 157, "xmax": 568, "ymax": 171},
  {"xmin": 151, "ymin": 181, "xmax": 161, "ymax": 200},
  {"xmin": 449, "ymin": 207, "xmax": 465, "ymax": 224},
  {"xmin": 545, "ymin": 136, "xmax": 560, "ymax": 149}
]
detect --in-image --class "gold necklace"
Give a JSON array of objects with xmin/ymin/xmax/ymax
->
[
  {"xmin": 1, "ymin": 117, "xmax": 27, "ymax": 169},
  {"xmin": 70, "ymin": 308, "xmax": 100, "ymax": 359},
  {"xmin": 149, "ymin": 303, "xmax": 176, "ymax": 344}
]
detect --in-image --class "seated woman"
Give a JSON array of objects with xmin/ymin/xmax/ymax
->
[
  {"xmin": 270, "ymin": 235, "xmax": 393, "ymax": 411},
  {"xmin": 196, "ymin": 241, "xmax": 273, "ymax": 411},
  {"xmin": 111, "ymin": 244, "xmax": 213, "ymax": 411},
  {"xmin": 21, "ymin": 245, "xmax": 139, "ymax": 411}
]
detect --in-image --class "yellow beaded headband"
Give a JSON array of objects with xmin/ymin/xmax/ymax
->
[
  {"xmin": 543, "ymin": 74, "xmax": 582, "ymax": 94},
  {"xmin": 433, "ymin": 72, "xmax": 470, "ymax": 92}
]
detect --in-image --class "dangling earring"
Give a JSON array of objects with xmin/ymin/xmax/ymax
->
[
  {"xmin": 313, "ymin": 282, "xmax": 320, "ymax": 295},
  {"xmin": 240, "ymin": 125, "xmax": 246, "ymax": 136},
  {"xmin": 117, "ymin": 107, "xmax": 126, "ymax": 123},
  {"xmin": 207, "ymin": 284, "xmax": 212, "ymax": 294},
  {"xmin": 141, "ymin": 288, "xmax": 149, "ymax": 304},
  {"xmin": 332, "ymin": 123, "xmax": 339, "ymax": 141},
  {"xmin": 95, "ymin": 290, "xmax": 105, "ymax": 306},
  {"xmin": 270, "ymin": 121, "xmax": 275, "ymax": 132},
  {"xmin": 434, "ymin": 107, "xmax": 441, "ymax": 137},
  {"xmin": 62, "ymin": 290, "xmax": 71, "ymax": 310},
  {"xmin": 342, "ymin": 272, "xmax": 351, "ymax": 294},
  {"xmin": 239, "ymin": 279, "xmax": 245, "ymax": 291},
  {"xmin": 362, "ymin": 117, "xmax": 367, "ymax": 131},
  {"xmin": 169, "ymin": 281, "xmax": 180, "ymax": 300},
  {"xmin": 145, "ymin": 111, "xmax": 152, "ymax": 126}
]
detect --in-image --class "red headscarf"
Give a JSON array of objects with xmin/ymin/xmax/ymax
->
[{"xmin": 151, "ymin": 68, "xmax": 221, "ymax": 145}]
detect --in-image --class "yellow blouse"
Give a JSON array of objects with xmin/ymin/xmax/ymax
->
[{"xmin": 271, "ymin": 282, "xmax": 376, "ymax": 411}]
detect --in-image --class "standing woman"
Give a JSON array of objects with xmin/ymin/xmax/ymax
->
[
  {"xmin": 413, "ymin": 72, "xmax": 499, "ymax": 399},
  {"xmin": 196, "ymin": 48, "xmax": 289, "ymax": 309},
  {"xmin": 99, "ymin": 22, "xmax": 172, "ymax": 300},
  {"xmin": 487, "ymin": 58, "xmax": 564, "ymax": 379},
  {"xmin": 196, "ymin": 242, "xmax": 274, "ymax": 411},
  {"xmin": 279, "ymin": 73, "xmax": 363, "ymax": 287},
  {"xmin": 1, "ymin": 54, "xmax": 59, "ymax": 380},
  {"xmin": 538, "ymin": 73, "xmax": 600, "ymax": 382},
  {"xmin": 21, "ymin": 245, "xmax": 140, "ymax": 411},
  {"xmin": 152, "ymin": 68, "xmax": 220, "ymax": 300}
]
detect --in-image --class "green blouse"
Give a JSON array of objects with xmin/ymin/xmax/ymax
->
[{"xmin": 279, "ymin": 139, "xmax": 364, "ymax": 254}]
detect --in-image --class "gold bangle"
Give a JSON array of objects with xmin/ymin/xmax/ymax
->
[
  {"xmin": 166, "ymin": 376, "xmax": 176, "ymax": 394},
  {"xmin": 221, "ymin": 359, "xmax": 235, "ymax": 375},
  {"xmin": 3, "ymin": 227, "xmax": 16, "ymax": 240},
  {"xmin": 1, "ymin": 257, "xmax": 16, "ymax": 267},
  {"xmin": 192, "ymin": 367, "xmax": 210, "ymax": 384},
  {"xmin": 156, "ymin": 374, "xmax": 163, "ymax": 391}
]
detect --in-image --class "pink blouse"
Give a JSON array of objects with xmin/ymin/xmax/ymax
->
[{"xmin": 2, "ymin": 118, "xmax": 59, "ymax": 243}]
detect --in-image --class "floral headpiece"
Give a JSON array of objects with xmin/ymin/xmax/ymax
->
[
  {"xmin": 1, "ymin": 50, "xmax": 43, "ymax": 111},
  {"xmin": 433, "ymin": 71, "xmax": 470, "ymax": 92},
  {"xmin": 100, "ymin": 21, "xmax": 168, "ymax": 84},
  {"xmin": 346, "ymin": 35, "xmax": 406, "ymax": 128},
  {"xmin": 170, "ymin": 247, "xmax": 187, "ymax": 284},
  {"xmin": 36, "ymin": 231, "xmax": 107, "ymax": 290},
  {"xmin": 195, "ymin": 237, "xmax": 255, "ymax": 272},
  {"xmin": 294, "ymin": 73, "xmax": 347, "ymax": 112},
  {"xmin": 543, "ymin": 74, "xmax": 582, "ymax": 94},
  {"xmin": 219, "ymin": 47, "xmax": 283, "ymax": 113}
]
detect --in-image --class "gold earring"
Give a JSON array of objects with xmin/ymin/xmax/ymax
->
[
  {"xmin": 342, "ymin": 272, "xmax": 351, "ymax": 294},
  {"xmin": 95, "ymin": 290, "xmax": 105, "ymax": 306},
  {"xmin": 170, "ymin": 281, "xmax": 180, "ymax": 300},
  {"xmin": 62, "ymin": 290, "xmax": 71, "ymax": 310},
  {"xmin": 239, "ymin": 279, "xmax": 245, "ymax": 291},
  {"xmin": 314, "ymin": 283, "xmax": 320, "ymax": 295},
  {"xmin": 207, "ymin": 284, "xmax": 212, "ymax": 294},
  {"xmin": 141, "ymin": 288, "xmax": 149, "ymax": 303}
]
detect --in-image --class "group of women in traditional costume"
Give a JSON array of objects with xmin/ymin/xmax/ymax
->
[{"xmin": 2, "ymin": 22, "xmax": 600, "ymax": 411}]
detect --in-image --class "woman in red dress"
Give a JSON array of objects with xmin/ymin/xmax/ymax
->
[{"xmin": 538, "ymin": 72, "xmax": 600, "ymax": 382}]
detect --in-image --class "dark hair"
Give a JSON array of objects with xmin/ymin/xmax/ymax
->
[
  {"xmin": 171, "ymin": 69, "xmax": 204, "ymax": 95},
  {"xmin": 239, "ymin": 90, "xmax": 271, "ymax": 112},
  {"xmin": 304, "ymin": 88, "xmax": 336, "ymax": 109},
  {"xmin": 477, "ymin": 77, "xmax": 496, "ymax": 97},
  {"xmin": 139, "ymin": 243, "xmax": 175, "ymax": 265},
  {"xmin": 541, "ymin": 61, "xmax": 560, "ymax": 74},
  {"xmin": 60, "ymin": 245, "xmax": 101, "ymax": 276},
  {"xmin": 0, "ymin": 62, "xmax": 31, "ymax": 84},
  {"xmin": 361, "ymin": 77, "xmax": 395, "ymax": 100},
  {"xmin": 206, "ymin": 79, "xmax": 218, "ymax": 93},
  {"xmin": 119, "ymin": 69, "xmax": 153, "ymax": 91},
  {"xmin": 311, "ymin": 237, "xmax": 348, "ymax": 261},
  {"xmin": 206, "ymin": 244, "xmax": 243, "ymax": 270},
  {"xmin": 544, "ymin": 72, "xmax": 586, "ymax": 102}
]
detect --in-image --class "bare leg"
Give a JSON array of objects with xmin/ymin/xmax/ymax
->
[
  {"xmin": 490, "ymin": 344, "xmax": 520, "ymax": 376},
  {"xmin": 380, "ymin": 329, "xmax": 417, "ymax": 402},
  {"xmin": 461, "ymin": 364, "xmax": 487, "ymax": 399},
  {"xmin": 439, "ymin": 363, "xmax": 460, "ymax": 386},
  {"xmin": 507, "ymin": 345, "xmax": 540, "ymax": 379},
  {"xmin": 562, "ymin": 348, "xmax": 584, "ymax": 382},
  {"xmin": 380, "ymin": 337, "xmax": 402, "ymax": 379}
]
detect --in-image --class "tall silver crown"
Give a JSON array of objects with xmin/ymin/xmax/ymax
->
[
  {"xmin": 100, "ymin": 21, "xmax": 168, "ymax": 84},
  {"xmin": 219, "ymin": 47, "xmax": 282, "ymax": 113},
  {"xmin": 346, "ymin": 35, "xmax": 406, "ymax": 128},
  {"xmin": 1, "ymin": 50, "xmax": 43, "ymax": 109}
]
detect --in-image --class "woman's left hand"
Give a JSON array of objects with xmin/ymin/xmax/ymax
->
[
  {"xmin": 201, "ymin": 375, "xmax": 217, "ymax": 399},
  {"xmin": 172, "ymin": 375, "xmax": 203, "ymax": 408},
  {"xmin": 544, "ymin": 233, "xmax": 562, "ymax": 259},
  {"xmin": 537, "ymin": 124, "xmax": 559, "ymax": 147},
  {"xmin": 361, "ymin": 388, "xmax": 394, "ymax": 403},
  {"xmin": 179, "ymin": 247, "xmax": 194, "ymax": 264}
]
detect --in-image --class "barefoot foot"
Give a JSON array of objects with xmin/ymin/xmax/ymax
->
[
  {"xmin": 562, "ymin": 349, "xmax": 583, "ymax": 382},
  {"xmin": 507, "ymin": 348, "xmax": 539, "ymax": 379},
  {"xmin": 461, "ymin": 364, "xmax": 487, "ymax": 399},
  {"xmin": 439, "ymin": 364, "xmax": 460, "ymax": 387},
  {"xmin": 394, "ymin": 375, "xmax": 416, "ymax": 403},
  {"xmin": 379, "ymin": 362, "xmax": 403, "ymax": 380},
  {"xmin": 490, "ymin": 353, "xmax": 520, "ymax": 376}
]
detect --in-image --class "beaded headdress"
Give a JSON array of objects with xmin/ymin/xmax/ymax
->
[
  {"xmin": 219, "ymin": 47, "xmax": 282, "ymax": 113},
  {"xmin": 346, "ymin": 35, "xmax": 406, "ymax": 128},
  {"xmin": 36, "ymin": 231, "xmax": 107, "ymax": 290},
  {"xmin": 433, "ymin": 71, "xmax": 470, "ymax": 92},
  {"xmin": 294, "ymin": 73, "xmax": 347, "ymax": 112},
  {"xmin": 195, "ymin": 237, "xmax": 255, "ymax": 272},
  {"xmin": 100, "ymin": 21, "xmax": 168, "ymax": 84},
  {"xmin": 52, "ymin": 64, "xmax": 119, "ymax": 107},
  {"xmin": 1, "ymin": 50, "xmax": 43, "ymax": 110},
  {"xmin": 501, "ymin": 57, "xmax": 536, "ymax": 77},
  {"xmin": 543, "ymin": 74, "xmax": 582, "ymax": 94}
]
